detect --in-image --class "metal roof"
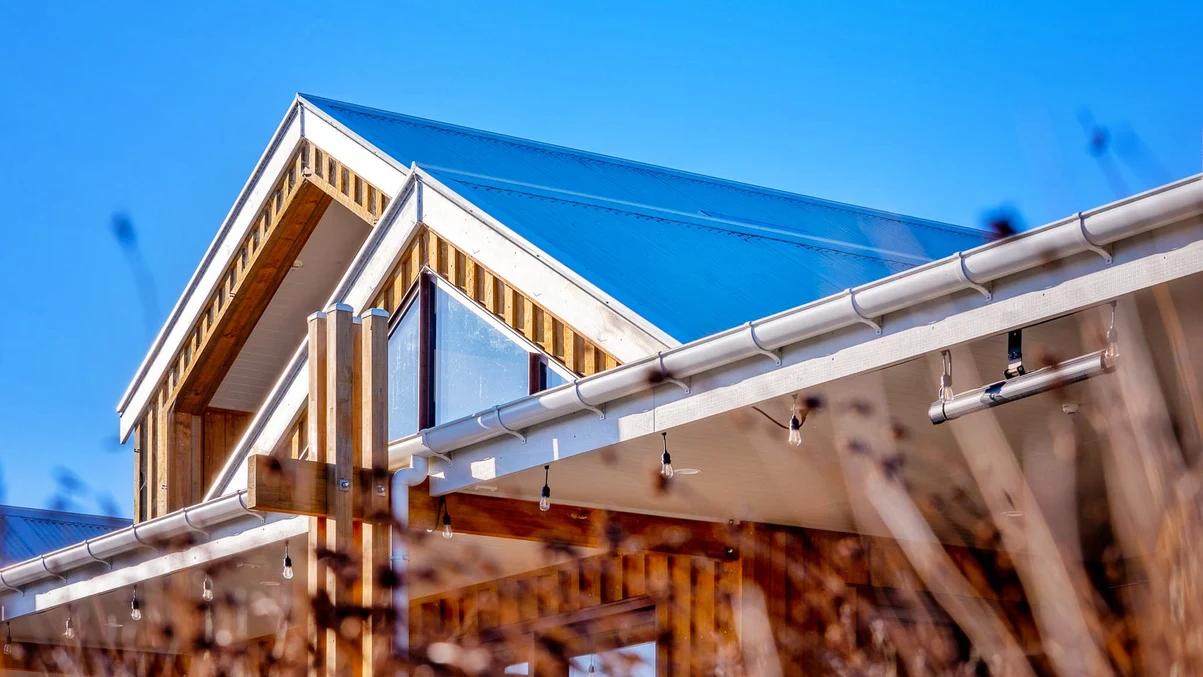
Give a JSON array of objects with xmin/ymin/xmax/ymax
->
[
  {"xmin": 305, "ymin": 95, "xmax": 989, "ymax": 342},
  {"xmin": 0, "ymin": 505, "xmax": 130, "ymax": 566}
]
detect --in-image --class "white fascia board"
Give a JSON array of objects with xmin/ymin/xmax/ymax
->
[
  {"xmin": 0, "ymin": 515, "xmax": 306, "ymax": 620},
  {"xmin": 204, "ymin": 178, "xmax": 424, "ymax": 500},
  {"xmin": 429, "ymin": 215, "xmax": 1203, "ymax": 494},
  {"xmin": 415, "ymin": 168, "xmax": 674, "ymax": 362},
  {"xmin": 117, "ymin": 99, "xmax": 408, "ymax": 442}
]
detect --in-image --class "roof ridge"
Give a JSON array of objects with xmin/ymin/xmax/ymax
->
[
  {"xmin": 300, "ymin": 95, "xmax": 985, "ymax": 239},
  {"xmin": 437, "ymin": 171, "xmax": 924, "ymax": 267}
]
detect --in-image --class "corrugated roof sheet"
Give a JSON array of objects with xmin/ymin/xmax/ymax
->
[
  {"xmin": 0, "ymin": 505, "xmax": 130, "ymax": 566},
  {"xmin": 306, "ymin": 95, "xmax": 989, "ymax": 342}
]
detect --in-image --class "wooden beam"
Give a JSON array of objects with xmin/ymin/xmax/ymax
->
[
  {"xmin": 326, "ymin": 304, "xmax": 357, "ymax": 677},
  {"xmin": 408, "ymin": 482, "xmax": 739, "ymax": 561},
  {"xmin": 173, "ymin": 183, "xmax": 332, "ymax": 413}
]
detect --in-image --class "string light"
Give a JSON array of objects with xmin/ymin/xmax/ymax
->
[
  {"xmin": 788, "ymin": 395, "xmax": 804, "ymax": 447},
  {"xmin": 539, "ymin": 465, "xmax": 551, "ymax": 512},
  {"xmin": 201, "ymin": 576, "xmax": 214, "ymax": 603},
  {"xmin": 63, "ymin": 610, "xmax": 75, "ymax": 640},
  {"xmin": 4, "ymin": 622, "xmax": 11, "ymax": 655},
  {"xmin": 282, "ymin": 541, "xmax": 294, "ymax": 580},
  {"xmin": 439, "ymin": 498, "xmax": 454, "ymax": 540},
  {"xmin": 130, "ymin": 586, "xmax": 142, "ymax": 622},
  {"xmin": 660, "ymin": 432, "xmax": 674, "ymax": 479}
]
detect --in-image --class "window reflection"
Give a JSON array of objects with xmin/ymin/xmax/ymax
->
[
  {"xmin": 387, "ymin": 298, "xmax": 420, "ymax": 440},
  {"xmin": 433, "ymin": 284, "xmax": 532, "ymax": 425}
]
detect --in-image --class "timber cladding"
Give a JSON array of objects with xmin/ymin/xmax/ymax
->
[
  {"xmin": 370, "ymin": 227, "xmax": 621, "ymax": 377},
  {"xmin": 408, "ymin": 522, "xmax": 1023, "ymax": 676},
  {"xmin": 133, "ymin": 139, "xmax": 388, "ymax": 521}
]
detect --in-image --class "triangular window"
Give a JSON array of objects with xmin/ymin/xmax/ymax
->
[{"xmin": 387, "ymin": 272, "xmax": 574, "ymax": 440}]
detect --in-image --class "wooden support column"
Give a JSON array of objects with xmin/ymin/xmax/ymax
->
[
  {"xmin": 360, "ymin": 308, "xmax": 391, "ymax": 673},
  {"xmin": 305, "ymin": 311, "xmax": 328, "ymax": 675},
  {"xmin": 325, "ymin": 304, "xmax": 357, "ymax": 676}
]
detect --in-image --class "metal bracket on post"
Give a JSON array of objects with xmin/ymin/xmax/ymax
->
[
  {"xmin": 846, "ymin": 290, "xmax": 882, "ymax": 335},
  {"xmin": 572, "ymin": 381, "xmax": 605, "ymax": 419},
  {"xmin": 130, "ymin": 524, "xmax": 159, "ymax": 553},
  {"xmin": 181, "ymin": 509, "xmax": 210, "ymax": 538},
  {"xmin": 1075, "ymin": 212, "xmax": 1113, "ymax": 264},
  {"xmin": 1004, "ymin": 330, "xmax": 1026, "ymax": 379},
  {"xmin": 236, "ymin": 492, "xmax": 268, "ymax": 523},
  {"xmin": 746, "ymin": 322, "xmax": 782, "ymax": 365},
  {"xmin": 40, "ymin": 558, "xmax": 66, "ymax": 583},
  {"xmin": 83, "ymin": 541, "xmax": 112, "ymax": 570},
  {"xmin": 655, "ymin": 352, "xmax": 690, "ymax": 393},
  {"xmin": 938, "ymin": 350, "xmax": 954, "ymax": 401},
  {"xmin": 0, "ymin": 571, "xmax": 24, "ymax": 596},
  {"xmin": 953, "ymin": 252, "xmax": 992, "ymax": 300},
  {"xmin": 491, "ymin": 406, "xmax": 526, "ymax": 444}
]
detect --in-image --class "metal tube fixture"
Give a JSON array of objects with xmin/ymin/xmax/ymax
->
[{"xmin": 928, "ymin": 349, "xmax": 1115, "ymax": 424}]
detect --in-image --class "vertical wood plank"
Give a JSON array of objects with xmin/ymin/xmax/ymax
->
[
  {"xmin": 693, "ymin": 558, "xmax": 716, "ymax": 677},
  {"xmin": 460, "ymin": 588, "xmax": 479, "ymax": 636},
  {"xmin": 132, "ymin": 423, "xmax": 145, "ymax": 522},
  {"xmin": 305, "ymin": 311, "xmax": 328, "ymax": 674},
  {"xmin": 647, "ymin": 554, "xmax": 670, "ymax": 677},
  {"xmin": 558, "ymin": 563, "xmax": 580, "ymax": 613},
  {"xmin": 478, "ymin": 584, "xmax": 499, "ymax": 631},
  {"xmin": 360, "ymin": 308, "xmax": 390, "ymax": 673},
  {"xmin": 602, "ymin": 555, "xmax": 623, "ymax": 604},
  {"xmin": 580, "ymin": 556, "xmax": 602, "ymax": 608},
  {"xmin": 671, "ymin": 556, "xmax": 692, "ymax": 677},
  {"xmin": 325, "ymin": 305, "xmax": 356, "ymax": 675},
  {"xmin": 624, "ymin": 553, "xmax": 647, "ymax": 598},
  {"xmin": 498, "ymin": 578, "xmax": 520, "ymax": 627},
  {"xmin": 537, "ymin": 572, "xmax": 558, "ymax": 618}
]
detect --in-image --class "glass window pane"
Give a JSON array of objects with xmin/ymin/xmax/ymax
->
[
  {"xmin": 434, "ymin": 285, "xmax": 532, "ymax": 424},
  {"xmin": 387, "ymin": 299, "xmax": 420, "ymax": 439},
  {"xmin": 569, "ymin": 642, "xmax": 656, "ymax": 677},
  {"xmin": 543, "ymin": 362, "xmax": 569, "ymax": 390}
]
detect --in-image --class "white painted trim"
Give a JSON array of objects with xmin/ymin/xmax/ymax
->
[
  {"xmin": 416, "ymin": 167, "xmax": 675, "ymax": 360},
  {"xmin": 117, "ymin": 102, "xmax": 304, "ymax": 440},
  {"xmin": 0, "ymin": 515, "xmax": 305, "ymax": 620},
  {"xmin": 426, "ymin": 207, "xmax": 1203, "ymax": 494}
]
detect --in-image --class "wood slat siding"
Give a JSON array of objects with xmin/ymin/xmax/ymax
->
[
  {"xmin": 411, "ymin": 551, "xmax": 734, "ymax": 676},
  {"xmin": 201, "ymin": 408, "xmax": 251, "ymax": 496},
  {"xmin": 409, "ymin": 519, "xmax": 1021, "ymax": 676},
  {"xmin": 371, "ymin": 227, "xmax": 621, "ymax": 378},
  {"xmin": 131, "ymin": 140, "xmax": 389, "ymax": 521}
]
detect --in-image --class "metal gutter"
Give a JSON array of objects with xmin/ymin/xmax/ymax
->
[
  {"xmin": 0, "ymin": 491, "xmax": 262, "ymax": 595},
  {"xmin": 389, "ymin": 174, "xmax": 1203, "ymax": 465}
]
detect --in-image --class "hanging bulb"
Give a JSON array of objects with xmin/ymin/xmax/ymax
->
[
  {"xmin": 4, "ymin": 623, "xmax": 11, "ymax": 655},
  {"xmin": 660, "ymin": 432, "xmax": 674, "ymax": 479},
  {"xmin": 788, "ymin": 415, "xmax": 803, "ymax": 446},
  {"xmin": 441, "ymin": 505, "xmax": 453, "ymax": 540},
  {"xmin": 63, "ymin": 613, "xmax": 75, "ymax": 640},
  {"xmin": 202, "ymin": 576, "xmax": 214, "ymax": 602},
  {"xmin": 130, "ymin": 587, "xmax": 142, "ymax": 622},
  {"xmin": 588, "ymin": 655, "xmax": 595, "ymax": 675},
  {"xmin": 282, "ymin": 541, "xmax": 294, "ymax": 580},
  {"xmin": 539, "ymin": 465, "xmax": 551, "ymax": 512}
]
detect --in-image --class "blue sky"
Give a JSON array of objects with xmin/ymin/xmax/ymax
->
[{"xmin": 0, "ymin": 2, "xmax": 1199, "ymax": 516}]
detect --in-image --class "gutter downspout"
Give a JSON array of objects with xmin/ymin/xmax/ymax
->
[{"xmin": 390, "ymin": 455, "xmax": 430, "ymax": 654}]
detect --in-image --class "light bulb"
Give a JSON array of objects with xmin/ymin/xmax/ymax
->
[
  {"xmin": 539, "ymin": 465, "xmax": 551, "ymax": 512},
  {"xmin": 283, "ymin": 556, "xmax": 294, "ymax": 580},
  {"xmin": 539, "ymin": 494, "xmax": 551, "ymax": 512},
  {"xmin": 4, "ymin": 624, "xmax": 11, "ymax": 655},
  {"xmin": 442, "ymin": 512, "xmax": 453, "ymax": 539},
  {"xmin": 661, "ymin": 452, "xmax": 674, "ymax": 479},
  {"xmin": 63, "ymin": 616, "xmax": 75, "ymax": 640},
  {"xmin": 130, "ymin": 591, "xmax": 142, "ymax": 622},
  {"xmin": 202, "ymin": 577, "xmax": 214, "ymax": 602},
  {"xmin": 3, "ymin": 640, "xmax": 10, "ymax": 655},
  {"xmin": 788, "ymin": 416, "xmax": 803, "ymax": 446}
]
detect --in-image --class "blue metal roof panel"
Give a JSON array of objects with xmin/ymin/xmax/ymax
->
[
  {"xmin": 0, "ymin": 506, "xmax": 130, "ymax": 566},
  {"xmin": 305, "ymin": 95, "xmax": 989, "ymax": 342}
]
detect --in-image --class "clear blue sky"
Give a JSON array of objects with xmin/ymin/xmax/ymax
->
[{"xmin": 0, "ymin": 2, "xmax": 1199, "ymax": 516}]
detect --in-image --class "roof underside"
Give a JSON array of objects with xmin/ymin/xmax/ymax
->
[
  {"xmin": 0, "ymin": 506, "xmax": 130, "ymax": 566},
  {"xmin": 306, "ymin": 95, "xmax": 989, "ymax": 342}
]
